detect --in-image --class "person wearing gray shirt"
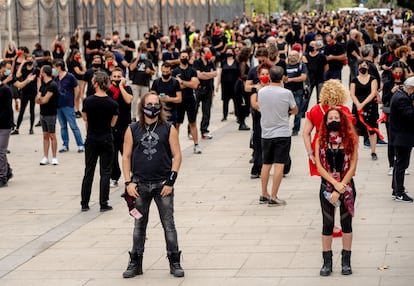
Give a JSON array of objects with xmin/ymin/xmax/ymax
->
[{"xmin": 258, "ymin": 66, "xmax": 297, "ymax": 207}]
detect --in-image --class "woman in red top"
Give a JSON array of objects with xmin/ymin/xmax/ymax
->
[{"xmin": 303, "ymin": 79, "xmax": 355, "ymax": 176}]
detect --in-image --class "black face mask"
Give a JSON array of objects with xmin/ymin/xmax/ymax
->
[
  {"xmin": 161, "ymin": 73, "xmax": 171, "ymax": 79},
  {"xmin": 143, "ymin": 105, "xmax": 161, "ymax": 119},
  {"xmin": 180, "ymin": 58, "xmax": 189, "ymax": 65},
  {"xmin": 92, "ymin": 63, "xmax": 101, "ymax": 69},
  {"xmin": 359, "ymin": 67, "xmax": 368, "ymax": 74},
  {"xmin": 309, "ymin": 46, "xmax": 315, "ymax": 52},
  {"xmin": 226, "ymin": 53, "xmax": 234, "ymax": 58},
  {"xmin": 112, "ymin": 80, "xmax": 121, "ymax": 87},
  {"xmin": 327, "ymin": 121, "xmax": 340, "ymax": 132}
]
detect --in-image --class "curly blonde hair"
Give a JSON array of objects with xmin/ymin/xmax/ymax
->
[{"xmin": 319, "ymin": 79, "xmax": 348, "ymax": 106}]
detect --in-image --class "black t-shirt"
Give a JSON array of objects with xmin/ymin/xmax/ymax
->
[
  {"xmin": 0, "ymin": 83, "xmax": 13, "ymax": 129},
  {"xmin": 39, "ymin": 80, "xmax": 59, "ymax": 116},
  {"xmin": 192, "ymin": 58, "xmax": 216, "ymax": 89},
  {"xmin": 121, "ymin": 39, "xmax": 136, "ymax": 63},
  {"xmin": 20, "ymin": 66, "xmax": 39, "ymax": 98},
  {"xmin": 220, "ymin": 58, "xmax": 239, "ymax": 83},
  {"xmin": 346, "ymin": 38, "xmax": 360, "ymax": 60},
  {"xmin": 107, "ymin": 85, "xmax": 132, "ymax": 129},
  {"xmin": 82, "ymin": 95, "xmax": 119, "ymax": 142},
  {"xmin": 83, "ymin": 68, "xmax": 107, "ymax": 96},
  {"xmin": 285, "ymin": 62, "xmax": 308, "ymax": 92},
  {"xmin": 129, "ymin": 59, "xmax": 154, "ymax": 86},
  {"xmin": 305, "ymin": 53, "xmax": 327, "ymax": 84},
  {"xmin": 87, "ymin": 40, "xmax": 105, "ymax": 58},
  {"xmin": 67, "ymin": 60, "xmax": 84, "ymax": 80},
  {"xmin": 324, "ymin": 43, "xmax": 345, "ymax": 71},
  {"xmin": 172, "ymin": 66, "xmax": 197, "ymax": 98},
  {"xmin": 151, "ymin": 77, "xmax": 181, "ymax": 118}
]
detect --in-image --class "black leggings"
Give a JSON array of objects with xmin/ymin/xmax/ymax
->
[
  {"xmin": 320, "ymin": 179, "xmax": 356, "ymax": 235},
  {"xmin": 16, "ymin": 97, "xmax": 35, "ymax": 130}
]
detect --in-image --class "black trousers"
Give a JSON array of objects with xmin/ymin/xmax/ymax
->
[
  {"xmin": 111, "ymin": 127, "xmax": 127, "ymax": 181},
  {"xmin": 16, "ymin": 97, "xmax": 35, "ymax": 130},
  {"xmin": 392, "ymin": 146, "xmax": 412, "ymax": 195},
  {"xmin": 81, "ymin": 139, "xmax": 114, "ymax": 207},
  {"xmin": 196, "ymin": 90, "xmax": 212, "ymax": 134}
]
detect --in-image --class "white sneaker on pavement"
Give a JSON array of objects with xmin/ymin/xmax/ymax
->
[
  {"xmin": 39, "ymin": 157, "xmax": 49, "ymax": 165},
  {"xmin": 51, "ymin": 158, "xmax": 59, "ymax": 165}
]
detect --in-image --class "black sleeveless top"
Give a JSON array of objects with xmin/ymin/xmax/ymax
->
[
  {"xmin": 326, "ymin": 148, "xmax": 345, "ymax": 173},
  {"xmin": 131, "ymin": 122, "xmax": 172, "ymax": 182}
]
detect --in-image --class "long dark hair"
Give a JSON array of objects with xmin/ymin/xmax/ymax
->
[
  {"xmin": 137, "ymin": 91, "xmax": 168, "ymax": 129},
  {"xmin": 319, "ymin": 107, "xmax": 358, "ymax": 155}
]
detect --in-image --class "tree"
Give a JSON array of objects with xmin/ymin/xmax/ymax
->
[{"xmin": 397, "ymin": 0, "xmax": 414, "ymax": 10}]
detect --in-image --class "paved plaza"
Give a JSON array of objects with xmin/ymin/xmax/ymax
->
[{"xmin": 1, "ymin": 75, "xmax": 414, "ymax": 285}]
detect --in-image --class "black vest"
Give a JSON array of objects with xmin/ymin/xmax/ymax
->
[{"xmin": 130, "ymin": 122, "xmax": 172, "ymax": 182}]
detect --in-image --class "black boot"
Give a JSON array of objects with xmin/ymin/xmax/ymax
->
[
  {"xmin": 122, "ymin": 251, "xmax": 143, "ymax": 278},
  {"xmin": 341, "ymin": 249, "xmax": 352, "ymax": 275},
  {"xmin": 167, "ymin": 251, "xmax": 185, "ymax": 277},
  {"xmin": 320, "ymin": 250, "xmax": 333, "ymax": 276},
  {"xmin": 238, "ymin": 121, "xmax": 250, "ymax": 131}
]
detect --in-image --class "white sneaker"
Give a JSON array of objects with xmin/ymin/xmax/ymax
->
[
  {"xmin": 405, "ymin": 169, "xmax": 410, "ymax": 175},
  {"xmin": 51, "ymin": 158, "xmax": 59, "ymax": 165},
  {"xmin": 39, "ymin": 157, "xmax": 49, "ymax": 165},
  {"xmin": 193, "ymin": 145, "xmax": 202, "ymax": 154},
  {"xmin": 388, "ymin": 167, "xmax": 394, "ymax": 176},
  {"xmin": 110, "ymin": 180, "xmax": 119, "ymax": 188}
]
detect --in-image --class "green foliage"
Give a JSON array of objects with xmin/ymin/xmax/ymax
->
[
  {"xmin": 325, "ymin": 0, "xmax": 357, "ymax": 12},
  {"xmin": 397, "ymin": 0, "xmax": 414, "ymax": 10}
]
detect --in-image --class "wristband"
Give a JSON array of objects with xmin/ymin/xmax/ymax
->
[
  {"xmin": 125, "ymin": 181, "xmax": 132, "ymax": 186},
  {"xmin": 164, "ymin": 171, "xmax": 178, "ymax": 186},
  {"xmin": 307, "ymin": 150, "xmax": 314, "ymax": 156}
]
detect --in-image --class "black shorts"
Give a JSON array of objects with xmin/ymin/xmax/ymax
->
[
  {"xmin": 261, "ymin": 137, "xmax": 291, "ymax": 165},
  {"xmin": 177, "ymin": 94, "xmax": 197, "ymax": 124}
]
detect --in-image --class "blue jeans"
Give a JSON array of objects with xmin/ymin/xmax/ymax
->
[
  {"xmin": 57, "ymin": 106, "xmax": 84, "ymax": 148},
  {"xmin": 132, "ymin": 181, "xmax": 179, "ymax": 255},
  {"xmin": 292, "ymin": 89, "xmax": 304, "ymax": 133}
]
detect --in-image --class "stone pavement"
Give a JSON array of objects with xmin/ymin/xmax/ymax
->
[{"xmin": 1, "ymin": 82, "xmax": 414, "ymax": 286}]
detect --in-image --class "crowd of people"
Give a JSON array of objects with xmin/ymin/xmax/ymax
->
[{"xmin": 1, "ymin": 6, "xmax": 414, "ymax": 278}]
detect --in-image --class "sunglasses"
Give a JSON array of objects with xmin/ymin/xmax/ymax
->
[{"xmin": 145, "ymin": 103, "xmax": 161, "ymax": 109}]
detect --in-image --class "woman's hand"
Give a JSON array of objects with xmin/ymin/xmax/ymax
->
[
  {"xmin": 333, "ymin": 181, "xmax": 346, "ymax": 194},
  {"xmin": 329, "ymin": 191, "xmax": 340, "ymax": 204}
]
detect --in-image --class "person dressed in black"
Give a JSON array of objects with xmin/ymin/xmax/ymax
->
[
  {"xmin": 303, "ymin": 40, "xmax": 328, "ymax": 104},
  {"xmin": 107, "ymin": 67, "xmax": 133, "ymax": 188},
  {"xmin": 80, "ymin": 71, "xmax": 119, "ymax": 212},
  {"xmin": 121, "ymin": 33, "xmax": 136, "ymax": 64},
  {"xmin": 11, "ymin": 55, "xmax": 38, "ymax": 135},
  {"xmin": 83, "ymin": 55, "xmax": 106, "ymax": 97},
  {"xmin": 193, "ymin": 47, "xmax": 217, "ymax": 139},
  {"xmin": 350, "ymin": 60, "xmax": 379, "ymax": 160},
  {"xmin": 0, "ymin": 81, "xmax": 13, "ymax": 187},
  {"xmin": 216, "ymin": 47, "xmax": 239, "ymax": 121},
  {"xmin": 121, "ymin": 92, "xmax": 184, "ymax": 278},
  {"xmin": 382, "ymin": 62, "xmax": 406, "ymax": 175},
  {"xmin": 172, "ymin": 50, "xmax": 201, "ymax": 154},
  {"xmin": 151, "ymin": 62, "xmax": 182, "ymax": 125},
  {"xmin": 389, "ymin": 76, "xmax": 414, "ymax": 203}
]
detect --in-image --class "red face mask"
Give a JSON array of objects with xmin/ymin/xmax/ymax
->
[
  {"xmin": 205, "ymin": 52, "xmax": 213, "ymax": 60},
  {"xmin": 107, "ymin": 61, "xmax": 113, "ymax": 66},
  {"xmin": 259, "ymin": 75, "xmax": 270, "ymax": 84},
  {"xmin": 328, "ymin": 41, "xmax": 334, "ymax": 47},
  {"xmin": 393, "ymin": 73, "xmax": 402, "ymax": 80},
  {"xmin": 17, "ymin": 51, "xmax": 23, "ymax": 57},
  {"xmin": 74, "ymin": 55, "xmax": 81, "ymax": 61}
]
